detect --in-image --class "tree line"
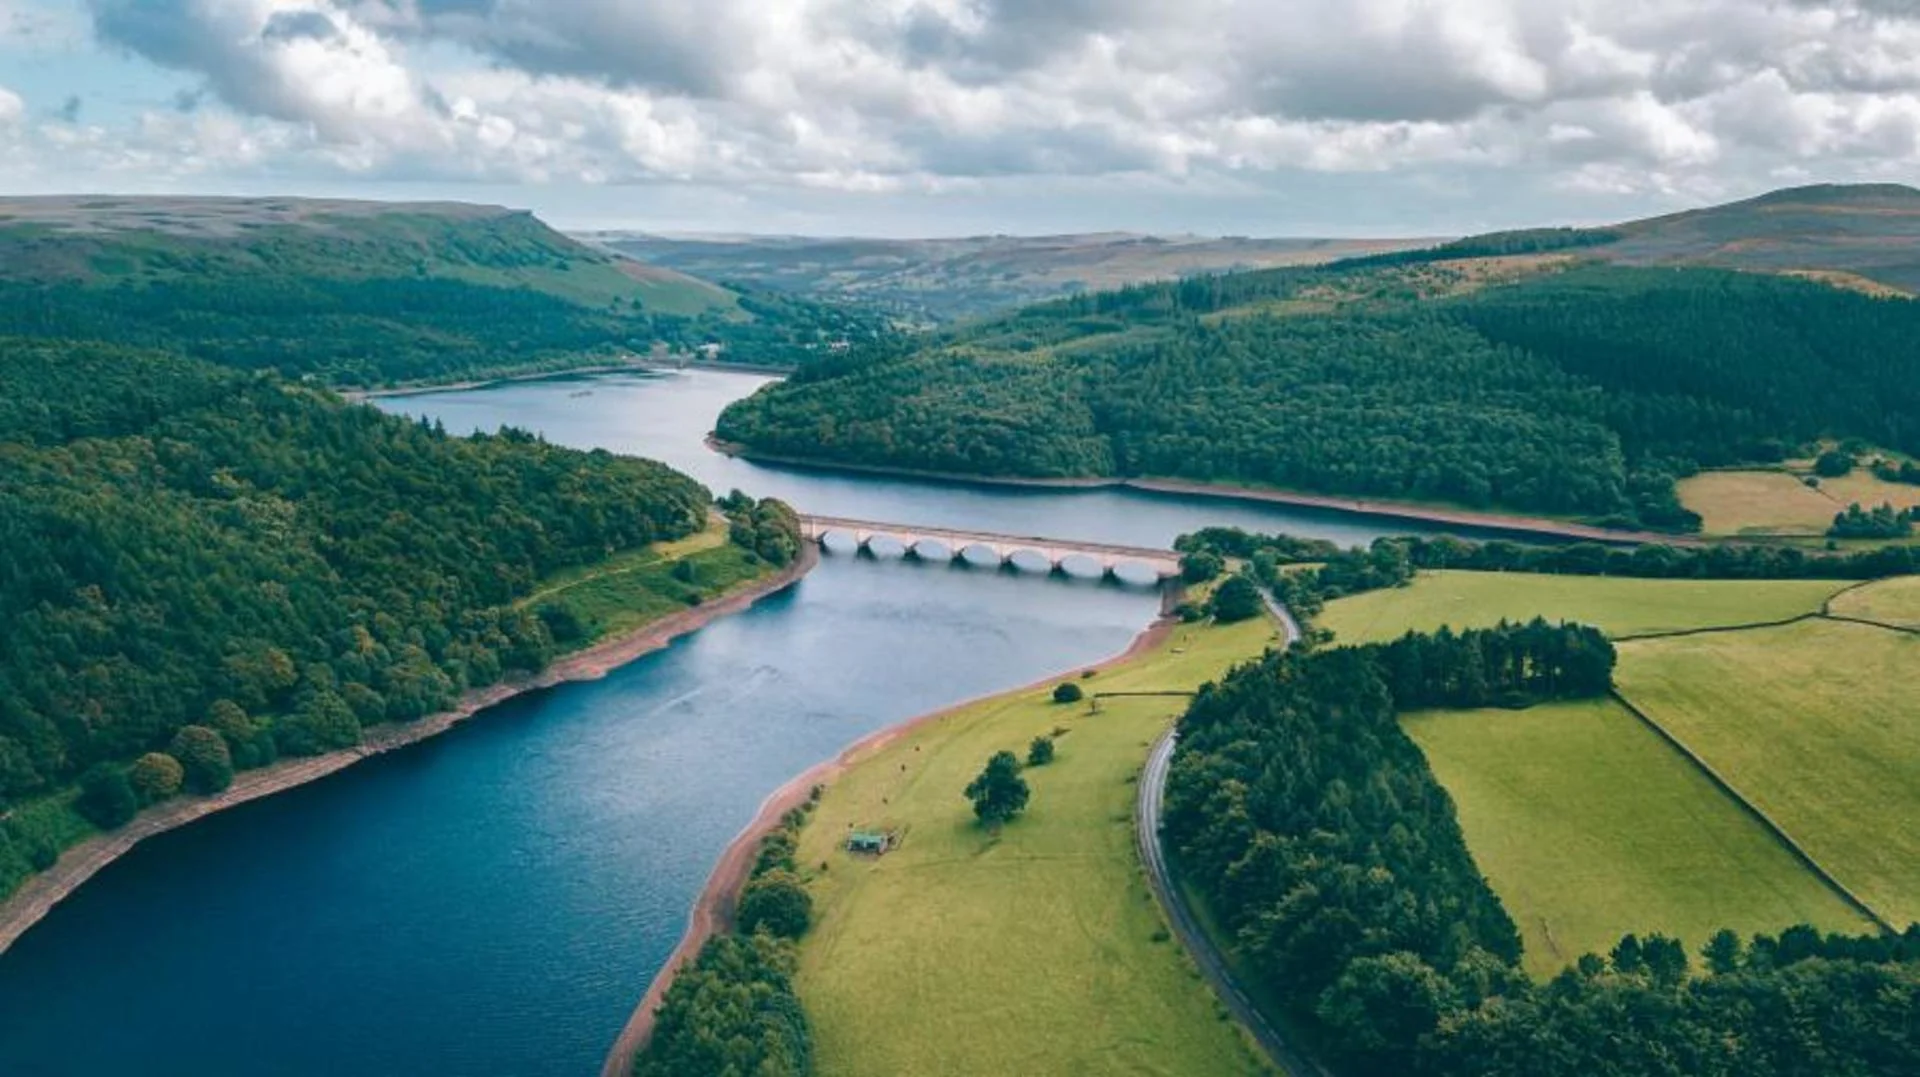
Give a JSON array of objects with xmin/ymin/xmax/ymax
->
[{"xmin": 1162, "ymin": 632, "xmax": 1920, "ymax": 1077}]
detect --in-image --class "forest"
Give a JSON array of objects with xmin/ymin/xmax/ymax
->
[
  {"xmin": 0, "ymin": 339, "xmax": 730, "ymax": 842},
  {"xmin": 717, "ymin": 264, "xmax": 1920, "ymax": 530},
  {"xmin": 1162, "ymin": 632, "xmax": 1920, "ymax": 1077}
]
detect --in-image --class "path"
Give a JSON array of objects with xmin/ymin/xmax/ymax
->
[{"xmin": 1135, "ymin": 595, "xmax": 1323, "ymax": 1076}]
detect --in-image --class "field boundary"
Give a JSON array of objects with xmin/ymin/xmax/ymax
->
[
  {"xmin": 1607, "ymin": 689, "xmax": 1895, "ymax": 934},
  {"xmin": 1821, "ymin": 613, "xmax": 1920, "ymax": 638},
  {"xmin": 1610, "ymin": 611, "xmax": 1820, "ymax": 643}
]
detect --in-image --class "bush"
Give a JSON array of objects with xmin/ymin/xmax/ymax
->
[
  {"xmin": 76, "ymin": 762, "xmax": 139, "ymax": 829},
  {"xmin": 128, "ymin": 753, "xmax": 185, "ymax": 805},
  {"xmin": 1209, "ymin": 575, "xmax": 1264, "ymax": 623},
  {"xmin": 737, "ymin": 870, "xmax": 813, "ymax": 939},
  {"xmin": 168, "ymin": 725, "xmax": 235, "ymax": 795},
  {"xmin": 1180, "ymin": 550, "xmax": 1224, "ymax": 583},
  {"xmin": 1052, "ymin": 682, "xmax": 1084, "ymax": 704},
  {"xmin": 1814, "ymin": 449, "xmax": 1856, "ymax": 477},
  {"xmin": 1028, "ymin": 736, "xmax": 1056, "ymax": 766}
]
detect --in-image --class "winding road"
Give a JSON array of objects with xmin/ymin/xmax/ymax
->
[{"xmin": 1136, "ymin": 593, "xmax": 1324, "ymax": 1076}]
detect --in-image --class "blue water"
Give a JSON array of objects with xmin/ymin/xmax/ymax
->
[{"xmin": 0, "ymin": 369, "xmax": 1440, "ymax": 1076}]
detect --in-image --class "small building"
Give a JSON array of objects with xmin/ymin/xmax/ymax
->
[{"xmin": 846, "ymin": 831, "xmax": 889, "ymax": 854}]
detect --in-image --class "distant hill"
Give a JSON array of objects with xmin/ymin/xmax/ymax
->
[
  {"xmin": 716, "ymin": 184, "xmax": 1920, "ymax": 531},
  {"xmin": 586, "ymin": 231, "xmax": 1432, "ymax": 321},
  {"xmin": 0, "ymin": 197, "xmax": 885, "ymax": 385}
]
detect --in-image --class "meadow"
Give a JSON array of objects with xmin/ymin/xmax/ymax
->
[
  {"xmin": 1316, "ymin": 569, "xmax": 1847, "ymax": 643},
  {"xmin": 1676, "ymin": 470, "xmax": 1838, "ymax": 536},
  {"xmin": 516, "ymin": 520, "xmax": 769, "ymax": 647},
  {"xmin": 1827, "ymin": 574, "xmax": 1920, "ymax": 629},
  {"xmin": 1405, "ymin": 699, "xmax": 1870, "ymax": 977},
  {"xmin": 1616, "ymin": 618, "xmax": 1920, "ymax": 927},
  {"xmin": 791, "ymin": 608, "xmax": 1282, "ymax": 1077}
]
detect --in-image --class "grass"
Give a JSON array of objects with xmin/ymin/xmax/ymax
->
[
  {"xmin": 1816, "ymin": 470, "xmax": 1920, "ymax": 515},
  {"xmin": 1828, "ymin": 576, "xmax": 1920, "ymax": 629},
  {"xmin": 519, "ymin": 520, "xmax": 768, "ymax": 647},
  {"xmin": 1677, "ymin": 470, "xmax": 1838, "ymax": 536},
  {"xmin": 1616, "ymin": 618, "xmax": 1920, "ymax": 927},
  {"xmin": 1405, "ymin": 699, "xmax": 1871, "ymax": 977},
  {"xmin": 1317, "ymin": 569, "xmax": 1848, "ymax": 643},
  {"xmin": 792, "ymin": 610, "xmax": 1283, "ymax": 1077}
]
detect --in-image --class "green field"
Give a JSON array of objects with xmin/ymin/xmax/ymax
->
[
  {"xmin": 1406, "ymin": 700, "xmax": 1870, "ymax": 977},
  {"xmin": 1317, "ymin": 569, "xmax": 1847, "ymax": 643},
  {"xmin": 792, "ymin": 611, "xmax": 1281, "ymax": 1077},
  {"xmin": 1828, "ymin": 575, "xmax": 1920, "ymax": 629},
  {"xmin": 1616, "ymin": 618, "xmax": 1920, "ymax": 927},
  {"xmin": 516, "ymin": 519, "xmax": 768, "ymax": 647}
]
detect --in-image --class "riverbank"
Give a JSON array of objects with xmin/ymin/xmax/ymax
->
[
  {"xmin": 346, "ymin": 358, "xmax": 787, "ymax": 401},
  {"xmin": 0, "ymin": 544, "xmax": 818, "ymax": 959},
  {"xmin": 707, "ymin": 440, "xmax": 1703, "ymax": 547},
  {"xmin": 600, "ymin": 588, "xmax": 1185, "ymax": 1077}
]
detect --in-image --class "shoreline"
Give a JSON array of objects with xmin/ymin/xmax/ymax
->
[
  {"xmin": 708, "ymin": 439, "xmax": 1702, "ymax": 547},
  {"xmin": 0, "ymin": 544, "xmax": 818, "ymax": 960},
  {"xmin": 599, "ymin": 589, "xmax": 1183, "ymax": 1077},
  {"xmin": 345, "ymin": 358, "xmax": 788, "ymax": 401}
]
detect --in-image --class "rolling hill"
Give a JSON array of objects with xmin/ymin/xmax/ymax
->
[
  {"xmin": 588, "ymin": 231, "xmax": 1430, "ymax": 321},
  {"xmin": 0, "ymin": 197, "xmax": 885, "ymax": 386},
  {"xmin": 716, "ymin": 184, "xmax": 1920, "ymax": 531}
]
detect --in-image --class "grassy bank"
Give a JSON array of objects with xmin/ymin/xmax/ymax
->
[
  {"xmin": 1617, "ymin": 618, "xmax": 1920, "ymax": 927},
  {"xmin": 789, "ymin": 609, "xmax": 1281, "ymax": 1076},
  {"xmin": 1406, "ymin": 699, "xmax": 1871, "ymax": 977}
]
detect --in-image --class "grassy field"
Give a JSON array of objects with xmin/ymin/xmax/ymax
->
[
  {"xmin": 518, "ymin": 520, "xmax": 768, "ymax": 646},
  {"xmin": 1817, "ymin": 470, "xmax": 1920, "ymax": 514},
  {"xmin": 791, "ymin": 610, "xmax": 1282, "ymax": 1077},
  {"xmin": 1405, "ymin": 699, "xmax": 1870, "ymax": 977},
  {"xmin": 1828, "ymin": 576, "xmax": 1920, "ymax": 629},
  {"xmin": 1677, "ymin": 470, "xmax": 1837, "ymax": 536},
  {"xmin": 1317, "ymin": 570, "xmax": 1847, "ymax": 643},
  {"xmin": 1617, "ymin": 618, "xmax": 1920, "ymax": 927}
]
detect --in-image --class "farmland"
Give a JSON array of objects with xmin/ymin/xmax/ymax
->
[
  {"xmin": 1616, "ymin": 618, "xmax": 1920, "ymax": 927},
  {"xmin": 791, "ymin": 609, "xmax": 1280, "ymax": 1077},
  {"xmin": 1315, "ymin": 569, "xmax": 1847, "ymax": 643},
  {"xmin": 1828, "ymin": 575, "xmax": 1920, "ymax": 629},
  {"xmin": 1405, "ymin": 699, "xmax": 1871, "ymax": 977}
]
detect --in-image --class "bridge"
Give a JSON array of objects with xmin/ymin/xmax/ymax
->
[{"xmin": 798, "ymin": 515, "xmax": 1182, "ymax": 583}]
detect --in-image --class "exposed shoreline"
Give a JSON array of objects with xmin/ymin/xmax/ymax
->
[
  {"xmin": 599, "ymin": 590, "xmax": 1183, "ymax": 1077},
  {"xmin": 345, "ymin": 358, "xmax": 787, "ymax": 401},
  {"xmin": 0, "ymin": 544, "xmax": 819, "ymax": 959},
  {"xmin": 708, "ymin": 439, "xmax": 1702, "ymax": 547}
]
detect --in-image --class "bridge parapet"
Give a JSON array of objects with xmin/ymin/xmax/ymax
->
[{"xmin": 799, "ymin": 515, "xmax": 1181, "ymax": 582}]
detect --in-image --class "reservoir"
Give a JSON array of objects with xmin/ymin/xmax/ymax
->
[{"xmin": 0, "ymin": 370, "xmax": 1445, "ymax": 1077}]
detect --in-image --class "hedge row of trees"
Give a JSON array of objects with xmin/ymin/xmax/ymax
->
[
  {"xmin": 1830, "ymin": 502, "xmax": 1915, "ymax": 539},
  {"xmin": 0, "ymin": 341, "xmax": 751, "ymax": 842},
  {"xmin": 719, "ymin": 264, "xmax": 1920, "ymax": 529},
  {"xmin": 634, "ymin": 792, "xmax": 821, "ymax": 1077},
  {"xmin": 1163, "ymin": 633, "xmax": 1920, "ymax": 1076}
]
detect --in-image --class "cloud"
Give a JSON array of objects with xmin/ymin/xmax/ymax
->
[
  {"xmin": 0, "ymin": 85, "xmax": 23, "ymax": 125},
  {"xmin": 7, "ymin": 0, "xmax": 1909, "ymax": 222}
]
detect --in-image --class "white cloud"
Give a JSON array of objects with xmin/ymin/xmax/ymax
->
[{"xmin": 0, "ymin": 85, "xmax": 23, "ymax": 125}]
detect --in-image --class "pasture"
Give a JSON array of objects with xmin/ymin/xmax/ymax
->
[
  {"xmin": 1405, "ymin": 699, "xmax": 1870, "ymax": 977},
  {"xmin": 1828, "ymin": 576, "xmax": 1920, "ymax": 629},
  {"xmin": 1617, "ymin": 618, "xmax": 1920, "ymax": 927},
  {"xmin": 1316, "ymin": 569, "xmax": 1846, "ymax": 643},
  {"xmin": 1676, "ymin": 470, "xmax": 1840, "ymax": 536},
  {"xmin": 791, "ymin": 610, "xmax": 1280, "ymax": 1077}
]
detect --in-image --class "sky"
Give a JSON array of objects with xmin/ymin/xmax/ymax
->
[{"xmin": 1, "ymin": 0, "xmax": 1919, "ymax": 237}]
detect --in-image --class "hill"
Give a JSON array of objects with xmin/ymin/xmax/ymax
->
[
  {"xmin": 0, "ymin": 197, "xmax": 886, "ymax": 386},
  {"xmin": 716, "ymin": 185, "xmax": 1920, "ymax": 531},
  {"xmin": 588, "ymin": 231, "xmax": 1429, "ymax": 321}
]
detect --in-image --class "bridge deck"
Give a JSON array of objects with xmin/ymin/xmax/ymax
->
[{"xmin": 798, "ymin": 515, "xmax": 1179, "ymax": 563}]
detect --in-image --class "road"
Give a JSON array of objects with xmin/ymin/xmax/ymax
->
[{"xmin": 1135, "ymin": 593, "xmax": 1323, "ymax": 1077}]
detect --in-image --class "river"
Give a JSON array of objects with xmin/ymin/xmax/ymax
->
[{"xmin": 0, "ymin": 369, "xmax": 1448, "ymax": 1077}]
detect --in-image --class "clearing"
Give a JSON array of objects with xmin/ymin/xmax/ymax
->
[
  {"xmin": 791, "ymin": 609, "xmax": 1281, "ymax": 1077},
  {"xmin": 1616, "ymin": 618, "xmax": 1920, "ymax": 927},
  {"xmin": 1677, "ymin": 470, "xmax": 1839, "ymax": 536},
  {"xmin": 1317, "ymin": 569, "xmax": 1846, "ymax": 643},
  {"xmin": 1406, "ymin": 699, "xmax": 1870, "ymax": 977}
]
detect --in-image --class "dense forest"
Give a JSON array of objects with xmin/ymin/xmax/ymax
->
[
  {"xmin": 718, "ymin": 264, "xmax": 1920, "ymax": 530},
  {"xmin": 1163, "ymin": 632, "xmax": 1920, "ymax": 1077},
  {"xmin": 0, "ymin": 340, "xmax": 734, "ymax": 847}
]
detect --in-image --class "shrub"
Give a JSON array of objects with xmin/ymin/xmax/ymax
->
[
  {"xmin": 1052, "ymin": 682, "xmax": 1084, "ymax": 704},
  {"xmin": 1028, "ymin": 736, "xmax": 1056, "ymax": 766},
  {"xmin": 128, "ymin": 753, "xmax": 185, "ymax": 805},
  {"xmin": 169, "ymin": 725, "xmax": 235, "ymax": 795},
  {"xmin": 737, "ymin": 870, "xmax": 813, "ymax": 939},
  {"xmin": 76, "ymin": 762, "xmax": 139, "ymax": 829},
  {"xmin": 1814, "ymin": 449, "xmax": 1856, "ymax": 477}
]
